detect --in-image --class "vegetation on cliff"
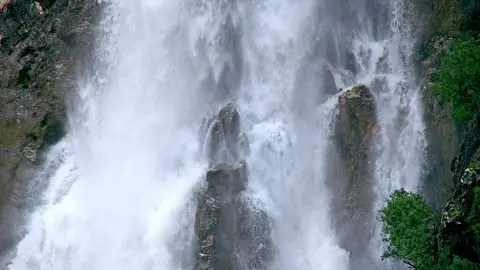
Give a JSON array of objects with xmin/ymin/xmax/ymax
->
[
  {"xmin": 380, "ymin": 183, "xmax": 480, "ymax": 269},
  {"xmin": 381, "ymin": 2, "xmax": 480, "ymax": 268},
  {"xmin": 430, "ymin": 38, "xmax": 480, "ymax": 121},
  {"xmin": 383, "ymin": 36, "xmax": 480, "ymax": 269},
  {"xmin": 415, "ymin": 0, "xmax": 480, "ymax": 58}
]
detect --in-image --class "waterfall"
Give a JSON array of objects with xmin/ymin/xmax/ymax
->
[{"xmin": 7, "ymin": 0, "xmax": 426, "ymax": 269}]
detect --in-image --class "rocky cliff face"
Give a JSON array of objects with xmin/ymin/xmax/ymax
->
[
  {"xmin": 195, "ymin": 103, "xmax": 272, "ymax": 270},
  {"xmin": 0, "ymin": 0, "xmax": 102, "ymax": 259},
  {"xmin": 331, "ymin": 85, "xmax": 377, "ymax": 264},
  {"xmin": 440, "ymin": 168, "xmax": 480, "ymax": 263}
]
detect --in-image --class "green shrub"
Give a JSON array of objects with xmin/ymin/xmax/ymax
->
[
  {"xmin": 380, "ymin": 188, "xmax": 480, "ymax": 269},
  {"xmin": 431, "ymin": 38, "xmax": 480, "ymax": 121},
  {"xmin": 380, "ymin": 189, "xmax": 438, "ymax": 269}
]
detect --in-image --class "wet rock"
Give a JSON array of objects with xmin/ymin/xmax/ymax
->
[
  {"xmin": 201, "ymin": 103, "xmax": 242, "ymax": 163},
  {"xmin": 0, "ymin": 0, "xmax": 103, "ymax": 260},
  {"xmin": 237, "ymin": 133, "xmax": 250, "ymax": 158},
  {"xmin": 440, "ymin": 168, "xmax": 480, "ymax": 263},
  {"xmin": 337, "ymin": 85, "xmax": 377, "ymax": 139},
  {"xmin": 421, "ymin": 70, "xmax": 465, "ymax": 209},
  {"xmin": 332, "ymin": 84, "xmax": 377, "ymax": 261},
  {"xmin": 194, "ymin": 161, "xmax": 272, "ymax": 270},
  {"xmin": 206, "ymin": 161, "xmax": 247, "ymax": 200},
  {"xmin": 204, "ymin": 119, "xmax": 225, "ymax": 162},
  {"xmin": 218, "ymin": 102, "xmax": 240, "ymax": 148}
]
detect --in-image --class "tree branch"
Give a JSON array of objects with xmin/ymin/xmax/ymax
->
[{"xmin": 403, "ymin": 260, "xmax": 418, "ymax": 269}]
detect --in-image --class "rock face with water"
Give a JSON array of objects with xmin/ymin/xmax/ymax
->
[
  {"xmin": 202, "ymin": 103, "xmax": 243, "ymax": 163},
  {"xmin": 0, "ymin": 0, "xmax": 101, "ymax": 258},
  {"xmin": 332, "ymin": 84, "xmax": 377, "ymax": 264},
  {"xmin": 195, "ymin": 103, "xmax": 272, "ymax": 270},
  {"xmin": 420, "ymin": 37, "xmax": 465, "ymax": 209},
  {"xmin": 440, "ymin": 168, "xmax": 480, "ymax": 263}
]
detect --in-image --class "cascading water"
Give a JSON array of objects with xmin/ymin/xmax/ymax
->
[{"xmin": 7, "ymin": 0, "xmax": 426, "ymax": 269}]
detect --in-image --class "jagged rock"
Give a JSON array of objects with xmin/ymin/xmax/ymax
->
[
  {"xmin": 201, "ymin": 103, "xmax": 242, "ymax": 163},
  {"xmin": 206, "ymin": 161, "xmax": 247, "ymax": 200},
  {"xmin": 194, "ymin": 161, "xmax": 272, "ymax": 270},
  {"xmin": 440, "ymin": 168, "xmax": 480, "ymax": 263},
  {"xmin": 332, "ymin": 84, "xmax": 377, "ymax": 262}
]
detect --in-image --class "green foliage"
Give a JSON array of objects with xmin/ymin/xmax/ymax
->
[
  {"xmin": 431, "ymin": 38, "xmax": 480, "ymax": 121},
  {"xmin": 380, "ymin": 189, "xmax": 438, "ymax": 269},
  {"xmin": 381, "ymin": 187, "xmax": 480, "ymax": 269},
  {"xmin": 448, "ymin": 257, "xmax": 478, "ymax": 270},
  {"xmin": 469, "ymin": 162, "xmax": 480, "ymax": 169}
]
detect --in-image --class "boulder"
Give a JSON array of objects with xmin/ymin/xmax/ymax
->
[{"xmin": 332, "ymin": 84, "xmax": 377, "ymax": 263}]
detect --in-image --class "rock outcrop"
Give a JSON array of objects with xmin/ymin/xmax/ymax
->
[
  {"xmin": 0, "ymin": 0, "xmax": 102, "ymax": 258},
  {"xmin": 450, "ymin": 117, "xmax": 480, "ymax": 188},
  {"xmin": 332, "ymin": 84, "xmax": 377, "ymax": 264},
  {"xmin": 195, "ymin": 103, "xmax": 272, "ymax": 270},
  {"xmin": 440, "ymin": 168, "xmax": 480, "ymax": 263}
]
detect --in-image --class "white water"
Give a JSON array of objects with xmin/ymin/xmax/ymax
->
[{"xmin": 8, "ymin": 0, "xmax": 426, "ymax": 269}]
